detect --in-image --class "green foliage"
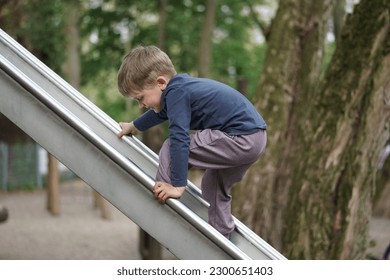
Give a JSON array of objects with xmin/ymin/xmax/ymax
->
[
  {"xmin": 20, "ymin": 0, "xmax": 66, "ymax": 73},
  {"xmin": 212, "ymin": 0, "xmax": 268, "ymax": 97},
  {"xmin": 79, "ymin": 0, "xmax": 269, "ymax": 117},
  {"xmin": 81, "ymin": 70, "xmax": 138, "ymax": 121},
  {"xmin": 156, "ymin": 0, "xmax": 205, "ymax": 72},
  {"xmin": 80, "ymin": 0, "xmax": 142, "ymax": 84},
  {"xmin": 1, "ymin": 0, "xmax": 270, "ymax": 119}
]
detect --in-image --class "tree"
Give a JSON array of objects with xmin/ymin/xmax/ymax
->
[
  {"xmin": 197, "ymin": 0, "xmax": 218, "ymax": 77},
  {"xmin": 332, "ymin": 0, "xmax": 346, "ymax": 44},
  {"xmin": 0, "ymin": 0, "xmax": 22, "ymax": 38},
  {"xmin": 234, "ymin": 0, "xmax": 390, "ymax": 259},
  {"xmin": 233, "ymin": 0, "xmax": 332, "ymax": 251},
  {"xmin": 63, "ymin": 0, "xmax": 81, "ymax": 89},
  {"xmin": 286, "ymin": 0, "xmax": 390, "ymax": 259}
]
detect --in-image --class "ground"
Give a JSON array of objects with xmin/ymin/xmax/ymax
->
[
  {"xmin": 0, "ymin": 180, "xmax": 388, "ymax": 260},
  {"xmin": 0, "ymin": 181, "xmax": 141, "ymax": 260}
]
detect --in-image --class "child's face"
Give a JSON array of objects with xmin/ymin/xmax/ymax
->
[{"xmin": 131, "ymin": 77, "xmax": 168, "ymax": 113}]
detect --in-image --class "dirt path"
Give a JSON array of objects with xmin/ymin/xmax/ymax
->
[{"xmin": 0, "ymin": 182, "xmax": 141, "ymax": 260}]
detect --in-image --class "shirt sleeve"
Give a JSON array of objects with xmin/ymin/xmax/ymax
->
[
  {"xmin": 133, "ymin": 109, "xmax": 167, "ymax": 131},
  {"xmin": 166, "ymin": 90, "xmax": 191, "ymax": 187}
]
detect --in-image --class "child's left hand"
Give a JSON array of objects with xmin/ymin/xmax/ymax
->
[{"xmin": 153, "ymin": 181, "xmax": 185, "ymax": 204}]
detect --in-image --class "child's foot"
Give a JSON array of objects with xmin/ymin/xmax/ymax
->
[{"xmin": 223, "ymin": 232, "xmax": 232, "ymax": 240}]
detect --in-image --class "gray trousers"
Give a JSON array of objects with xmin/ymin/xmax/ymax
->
[{"xmin": 156, "ymin": 129, "xmax": 267, "ymax": 236}]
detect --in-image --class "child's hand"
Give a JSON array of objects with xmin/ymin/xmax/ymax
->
[
  {"xmin": 153, "ymin": 181, "xmax": 185, "ymax": 204},
  {"xmin": 117, "ymin": 121, "xmax": 139, "ymax": 138}
]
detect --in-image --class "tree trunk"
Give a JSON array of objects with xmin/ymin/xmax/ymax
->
[
  {"xmin": 233, "ymin": 0, "xmax": 332, "ymax": 251},
  {"xmin": 285, "ymin": 0, "xmax": 390, "ymax": 259},
  {"xmin": 0, "ymin": 0, "xmax": 23, "ymax": 39},
  {"xmin": 197, "ymin": 0, "xmax": 218, "ymax": 77},
  {"xmin": 158, "ymin": 0, "xmax": 168, "ymax": 50},
  {"xmin": 63, "ymin": 0, "xmax": 81, "ymax": 89},
  {"xmin": 373, "ymin": 148, "xmax": 390, "ymax": 218},
  {"xmin": 332, "ymin": 0, "xmax": 346, "ymax": 44}
]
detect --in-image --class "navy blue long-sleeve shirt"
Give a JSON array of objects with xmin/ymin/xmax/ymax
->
[{"xmin": 134, "ymin": 74, "xmax": 266, "ymax": 186}]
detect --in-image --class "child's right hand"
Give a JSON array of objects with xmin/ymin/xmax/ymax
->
[{"xmin": 117, "ymin": 121, "xmax": 140, "ymax": 138}]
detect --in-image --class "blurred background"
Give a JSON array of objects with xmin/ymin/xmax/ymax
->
[{"xmin": 0, "ymin": 0, "xmax": 389, "ymax": 260}]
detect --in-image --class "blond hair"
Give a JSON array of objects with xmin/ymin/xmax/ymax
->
[{"xmin": 117, "ymin": 45, "xmax": 176, "ymax": 97}]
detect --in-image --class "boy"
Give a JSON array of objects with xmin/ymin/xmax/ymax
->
[{"xmin": 117, "ymin": 45, "xmax": 267, "ymax": 239}]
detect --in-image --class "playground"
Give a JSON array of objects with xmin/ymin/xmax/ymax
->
[{"xmin": 1, "ymin": 9, "xmax": 389, "ymax": 259}]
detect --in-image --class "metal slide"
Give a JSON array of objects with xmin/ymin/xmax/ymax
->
[{"xmin": 0, "ymin": 29, "xmax": 286, "ymax": 260}]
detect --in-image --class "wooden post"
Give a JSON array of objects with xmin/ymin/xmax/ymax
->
[
  {"xmin": 0, "ymin": 142, "xmax": 8, "ymax": 191},
  {"xmin": 93, "ymin": 190, "xmax": 111, "ymax": 219},
  {"xmin": 47, "ymin": 153, "xmax": 60, "ymax": 215},
  {"xmin": 139, "ymin": 230, "xmax": 162, "ymax": 260}
]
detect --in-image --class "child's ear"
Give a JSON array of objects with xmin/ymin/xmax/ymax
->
[{"xmin": 157, "ymin": 76, "xmax": 168, "ymax": 91}]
